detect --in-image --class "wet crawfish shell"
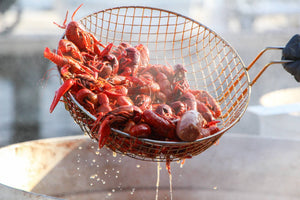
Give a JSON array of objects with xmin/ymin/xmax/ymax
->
[
  {"xmin": 142, "ymin": 109, "xmax": 176, "ymax": 139},
  {"xmin": 129, "ymin": 123, "xmax": 152, "ymax": 138}
]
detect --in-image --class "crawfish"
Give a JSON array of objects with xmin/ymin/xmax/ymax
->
[
  {"xmin": 141, "ymin": 64, "xmax": 174, "ymax": 82},
  {"xmin": 112, "ymin": 42, "xmax": 131, "ymax": 59},
  {"xmin": 127, "ymin": 74, "xmax": 160, "ymax": 96},
  {"xmin": 153, "ymin": 91, "xmax": 167, "ymax": 104},
  {"xmin": 44, "ymin": 47, "xmax": 94, "ymax": 78},
  {"xmin": 58, "ymin": 39, "xmax": 84, "ymax": 63},
  {"xmin": 142, "ymin": 109, "xmax": 177, "ymax": 140},
  {"xmin": 197, "ymin": 126, "xmax": 220, "ymax": 139},
  {"xmin": 170, "ymin": 101, "xmax": 187, "ymax": 116},
  {"xmin": 102, "ymin": 53, "xmax": 119, "ymax": 75},
  {"xmin": 155, "ymin": 72, "xmax": 173, "ymax": 100},
  {"xmin": 135, "ymin": 43, "xmax": 149, "ymax": 67},
  {"xmin": 190, "ymin": 90, "xmax": 221, "ymax": 118},
  {"xmin": 54, "ymin": 4, "xmax": 104, "ymax": 55},
  {"xmin": 179, "ymin": 92, "xmax": 197, "ymax": 111},
  {"xmin": 96, "ymin": 93, "xmax": 112, "ymax": 118},
  {"xmin": 134, "ymin": 94, "xmax": 152, "ymax": 111},
  {"xmin": 128, "ymin": 123, "xmax": 151, "ymax": 138},
  {"xmin": 173, "ymin": 63, "xmax": 187, "ymax": 83},
  {"xmin": 155, "ymin": 104, "xmax": 173, "ymax": 117},
  {"xmin": 76, "ymin": 73, "xmax": 127, "ymax": 98},
  {"xmin": 49, "ymin": 74, "xmax": 112, "ymax": 113},
  {"xmin": 154, "ymin": 104, "xmax": 178, "ymax": 121},
  {"xmin": 94, "ymin": 56, "xmax": 118, "ymax": 79},
  {"xmin": 196, "ymin": 100, "xmax": 214, "ymax": 122},
  {"xmin": 118, "ymin": 47, "xmax": 140, "ymax": 76},
  {"xmin": 95, "ymin": 105, "xmax": 142, "ymax": 148},
  {"xmin": 172, "ymin": 63, "xmax": 190, "ymax": 100},
  {"xmin": 75, "ymin": 88, "xmax": 98, "ymax": 114},
  {"xmin": 116, "ymin": 95, "xmax": 134, "ymax": 106}
]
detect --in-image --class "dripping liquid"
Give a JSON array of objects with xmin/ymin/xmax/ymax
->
[
  {"xmin": 156, "ymin": 161, "xmax": 174, "ymax": 200},
  {"xmin": 168, "ymin": 167, "xmax": 173, "ymax": 200},
  {"xmin": 76, "ymin": 145, "xmax": 182, "ymax": 199},
  {"xmin": 155, "ymin": 162, "xmax": 160, "ymax": 200}
]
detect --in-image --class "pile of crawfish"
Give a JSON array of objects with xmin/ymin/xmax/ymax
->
[{"xmin": 44, "ymin": 4, "xmax": 221, "ymax": 150}]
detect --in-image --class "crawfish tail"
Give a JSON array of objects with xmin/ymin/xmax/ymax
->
[{"xmin": 44, "ymin": 47, "xmax": 68, "ymax": 67}]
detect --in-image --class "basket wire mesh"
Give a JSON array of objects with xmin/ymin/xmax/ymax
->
[{"xmin": 62, "ymin": 6, "xmax": 251, "ymax": 162}]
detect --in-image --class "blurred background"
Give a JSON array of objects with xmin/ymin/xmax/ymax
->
[{"xmin": 0, "ymin": 0, "xmax": 299, "ymax": 146}]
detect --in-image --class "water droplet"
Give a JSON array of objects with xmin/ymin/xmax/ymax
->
[
  {"xmin": 115, "ymin": 175, "xmax": 118, "ymax": 179},
  {"xmin": 90, "ymin": 174, "xmax": 98, "ymax": 179},
  {"xmin": 92, "ymin": 159, "xmax": 96, "ymax": 163},
  {"xmin": 130, "ymin": 188, "xmax": 135, "ymax": 195},
  {"xmin": 107, "ymin": 192, "xmax": 112, "ymax": 197}
]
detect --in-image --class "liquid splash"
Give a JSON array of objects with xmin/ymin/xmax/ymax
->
[{"xmin": 76, "ymin": 143, "xmax": 179, "ymax": 199}]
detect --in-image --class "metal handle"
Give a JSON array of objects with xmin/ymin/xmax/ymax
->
[{"xmin": 246, "ymin": 47, "xmax": 293, "ymax": 86}]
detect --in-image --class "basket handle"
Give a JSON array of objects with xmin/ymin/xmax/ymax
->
[{"xmin": 246, "ymin": 47, "xmax": 293, "ymax": 86}]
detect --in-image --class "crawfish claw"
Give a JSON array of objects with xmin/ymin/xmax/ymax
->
[
  {"xmin": 50, "ymin": 79, "xmax": 76, "ymax": 113},
  {"xmin": 97, "ymin": 115, "xmax": 113, "ymax": 149}
]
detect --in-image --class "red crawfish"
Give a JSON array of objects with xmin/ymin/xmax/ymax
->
[
  {"xmin": 75, "ymin": 88, "xmax": 98, "ymax": 114},
  {"xmin": 54, "ymin": 4, "xmax": 105, "ymax": 55},
  {"xmin": 94, "ymin": 105, "xmax": 143, "ymax": 149},
  {"xmin": 96, "ymin": 93, "xmax": 112, "ymax": 118},
  {"xmin": 48, "ymin": 74, "xmax": 124, "ymax": 114},
  {"xmin": 118, "ymin": 47, "xmax": 140, "ymax": 76},
  {"xmin": 44, "ymin": 47, "xmax": 94, "ymax": 78},
  {"xmin": 58, "ymin": 39, "xmax": 84, "ymax": 63},
  {"xmin": 190, "ymin": 89, "xmax": 222, "ymax": 118},
  {"xmin": 135, "ymin": 43, "xmax": 150, "ymax": 67},
  {"xmin": 142, "ymin": 109, "xmax": 177, "ymax": 140}
]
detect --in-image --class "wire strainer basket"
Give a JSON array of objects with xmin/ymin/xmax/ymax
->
[{"xmin": 61, "ymin": 6, "xmax": 290, "ymax": 162}]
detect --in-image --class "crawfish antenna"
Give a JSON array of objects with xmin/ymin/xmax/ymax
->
[
  {"xmin": 71, "ymin": 4, "xmax": 84, "ymax": 21},
  {"xmin": 53, "ymin": 10, "xmax": 69, "ymax": 29}
]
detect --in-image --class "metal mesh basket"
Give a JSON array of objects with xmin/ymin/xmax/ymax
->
[{"xmin": 61, "ymin": 6, "xmax": 287, "ymax": 162}]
